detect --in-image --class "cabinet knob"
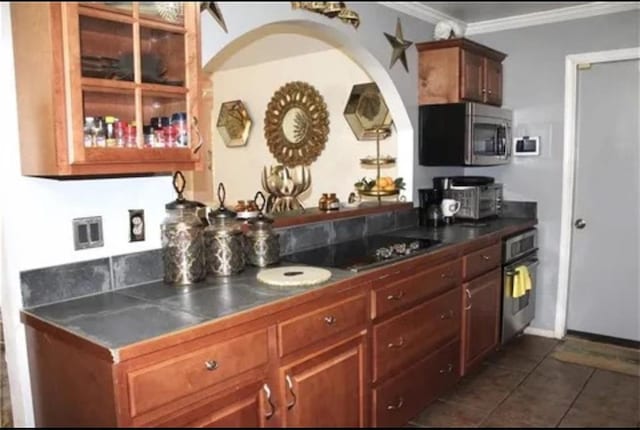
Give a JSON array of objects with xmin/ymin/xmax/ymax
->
[
  {"xmin": 204, "ymin": 360, "xmax": 218, "ymax": 371},
  {"xmin": 488, "ymin": 90, "xmax": 493, "ymax": 95},
  {"xmin": 387, "ymin": 337, "xmax": 406, "ymax": 349},
  {"xmin": 324, "ymin": 315, "xmax": 337, "ymax": 325},
  {"xmin": 482, "ymin": 255, "xmax": 491, "ymax": 261},
  {"xmin": 482, "ymin": 88, "xmax": 487, "ymax": 94},
  {"xmin": 386, "ymin": 290, "xmax": 405, "ymax": 301},
  {"xmin": 440, "ymin": 310, "xmax": 454, "ymax": 320},
  {"xmin": 440, "ymin": 272, "xmax": 451, "ymax": 279},
  {"xmin": 386, "ymin": 397, "xmax": 405, "ymax": 410},
  {"xmin": 439, "ymin": 363, "xmax": 454, "ymax": 374}
]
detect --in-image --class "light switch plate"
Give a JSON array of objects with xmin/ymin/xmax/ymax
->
[{"xmin": 73, "ymin": 216, "xmax": 103, "ymax": 250}]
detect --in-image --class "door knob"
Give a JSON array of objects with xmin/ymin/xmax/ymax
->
[{"xmin": 574, "ymin": 219, "xmax": 586, "ymax": 229}]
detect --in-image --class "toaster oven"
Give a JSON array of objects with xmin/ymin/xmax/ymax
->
[{"xmin": 445, "ymin": 183, "xmax": 503, "ymax": 220}]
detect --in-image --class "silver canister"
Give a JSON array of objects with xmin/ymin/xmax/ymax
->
[
  {"xmin": 204, "ymin": 183, "xmax": 246, "ymax": 276},
  {"xmin": 245, "ymin": 191, "xmax": 280, "ymax": 267},
  {"xmin": 161, "ymin": 172, "xmax": 207, "ymax": 285}
]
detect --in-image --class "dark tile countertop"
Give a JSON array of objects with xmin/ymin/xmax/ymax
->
[{"xmin": 22, "ymin": 217, "xmax": 536, "ymax": 353}]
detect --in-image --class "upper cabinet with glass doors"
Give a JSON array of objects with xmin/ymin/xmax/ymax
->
[{"xmin": 10, "ymin": 2, "xmax": 202, "ymax": 177}]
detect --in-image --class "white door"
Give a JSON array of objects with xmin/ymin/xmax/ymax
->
[{"xmin": 567, "ymin": 59, "xmax": 640, "ymax": 342}]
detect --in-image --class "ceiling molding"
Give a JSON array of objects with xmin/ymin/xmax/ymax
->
[
  {"xmin": 377, "ymin": 2, "xmax": 467, "ymax": 31},
  {"xmin": 465, "ymin": 2, "xmax": 640, "ymax": 35}
]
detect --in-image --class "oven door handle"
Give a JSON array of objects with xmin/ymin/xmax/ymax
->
[{"xmin": 505, "ymin": 258, "xmax": 539, "ymax": 277}]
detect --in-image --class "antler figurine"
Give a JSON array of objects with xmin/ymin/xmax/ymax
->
[{"xmin": 262, "ymin": 165, "xmax": 312, "ymax": 213}]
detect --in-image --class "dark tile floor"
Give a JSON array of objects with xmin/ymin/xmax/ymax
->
[{"xmin": 409, "ymin": 335, "xmax": 640, "ymax": 428}]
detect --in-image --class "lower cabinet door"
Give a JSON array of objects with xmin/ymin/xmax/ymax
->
[
  {"xmin": 279, "ymin": 334, "xmax": 367, "ymax": 427},
  {"xmin": 373, "ymin": 340, "xmax": 459, "ymax": 428},
  {"xmin": 150, "ymin": 380, "xmax": 272, "ymax": 428},
  {"xmin": 461, "ymin": 268, "xmax": 502, "ymax": 375}
]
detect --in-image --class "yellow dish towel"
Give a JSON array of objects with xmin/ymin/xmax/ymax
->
[{"xmin": 512, "ymin": 265, "xmax": 532, "ymax": 298}]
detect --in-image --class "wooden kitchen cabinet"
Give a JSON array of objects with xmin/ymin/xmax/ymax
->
[
  {"xmin": 461, "ymin": 268, "xmax": 502, "ymax": 376},
  {"xmin": 417, "ymin": 38, "xmax": 506, "ymax": 106},
  {"xmin": 279, "ymin": 334, "xmax": 368, "ymax": 428},
  {"xmin": 10, "ymin": 2, "xmax": 202, "ymax": 177}
]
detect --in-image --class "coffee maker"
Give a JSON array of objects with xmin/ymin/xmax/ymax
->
[{"xmin": 418, "ymin": 188, "xmax": 444, "ymax": 227}]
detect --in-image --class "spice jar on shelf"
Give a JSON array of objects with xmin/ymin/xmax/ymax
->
[{"xmin": 328, "ymin": 193, "xmax": 340, "ymax": 211}]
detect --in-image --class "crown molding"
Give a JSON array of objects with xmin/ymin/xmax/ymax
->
[
  {"xmin": 377, "ymin": 2, "xmax": 467, "ymax": 31},
  {"xmin": 465, "ymin": 2, "xmax": 640, "ymax": 35}
]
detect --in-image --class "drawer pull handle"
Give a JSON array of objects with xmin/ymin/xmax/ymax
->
[
  {"xmin": 387, "ymin": 337, "xmax": 405, "ymax": 349},
  {"xmin": 386, "ymin": 397, "xmax": 405, "ymax": 410},
  {"xmin": 386, "ymin": 290, "xmax": 405, "ymax": 301},
  {"xmin": 440, "ymin": 272, "xmax": 451, "ymax": 279},
  {"xmin": 204, "ymin": 360, "xmax": 218, "ymax": 371},
  {"xmin": 482, "ymin": 255, "xmax": 491, "ymax": 261},
  {"xmin": 464, "ymin": 289, "xmax": 472, "ymax": 311},
  {"xmin": 440, "ymin": 310, "xmax": 454, "ymax": 320},
  {"xmin": 324, "ymin": 315, "xmax": 337, "ymax": 325},
  {"xmin": 439, "ymin": 363, "xmax": 454, "ymax": 374},
  {"xmin": 285, "ymin": 374, "xmax": 297, "ymax": 410},
  {"xmin": 262, "ymin": 383, "xmax": 275, "ymax": 419}
]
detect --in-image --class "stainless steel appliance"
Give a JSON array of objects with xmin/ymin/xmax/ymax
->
[
  {"xmin": 419, "ymin": 102, "xmax": 512, "ymax": 166},
  {"xmin": 502, "ymin": 228, "xmax": 538, "ymax": 344},
  {"xmin": 434, "ymin": 176, "xmax": 503, "ymax": 220},
  {"xmin": 283, "ymin": 235, "xmax": 442, "ymax": 272}
]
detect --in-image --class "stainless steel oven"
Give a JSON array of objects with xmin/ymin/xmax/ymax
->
[
  {"xmin": 501, "ymin": 228, "xmax": 538, "ymax": 344},
  {"xmin": 419, "ymin": 102, "xmax": 512, "ymax": 166}
]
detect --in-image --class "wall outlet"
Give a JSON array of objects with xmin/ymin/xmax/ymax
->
[
  {"xmin": 128, "ymin": 209, "xmax": 145, "ymax": 242},
  {"xmin": 73, "ymin": 216, "xmax": 103, "ymax": 250}
]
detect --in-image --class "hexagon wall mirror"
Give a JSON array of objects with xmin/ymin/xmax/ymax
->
[
  {"xmin": 217, "ymin": 100, "xmax": 252, "ymax": 147},
  {"xmin": 343, "ymin": 83, "xmax": 393, "ymax": 140}
]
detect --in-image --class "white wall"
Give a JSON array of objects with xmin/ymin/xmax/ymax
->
[
  {"xmin": 212, "ymin": 47, "xmax": 398, "ymax": 207},
  {"xmin": 1, "ymin": 3, "xmax": 439, "ymax": 424},
  {"xmin": 465, "ymin": 10, "xmax": 640, "ymax": 332}
]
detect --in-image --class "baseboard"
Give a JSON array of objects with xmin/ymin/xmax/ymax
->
[
  {"xmin": 524, "ymin": 327, "xmax": 558, "ymax": 339},
  {"xmin": 567, "ymin": 330, "xmax": 640, "ymax": 349}
]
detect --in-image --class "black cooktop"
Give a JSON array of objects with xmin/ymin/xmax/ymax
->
[{"xmin": 282, "ymin": 235, "xmax": 442, "ymax": 272}]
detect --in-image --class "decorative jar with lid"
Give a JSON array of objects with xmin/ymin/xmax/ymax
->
[
  {"xmin": 245, "ymin": 191, "xmax": 280, "ymax": 267},
  {"xmin": 160, "ymin": 171, "xmax": 207, "ymax": 285}
]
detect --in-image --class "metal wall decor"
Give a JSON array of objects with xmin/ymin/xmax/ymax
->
[
  {"xmin": 264, "ymin": 81, "xmax": 330, "ymax": 167},
  {"xmin": 291, "ymin": 2, "xmax": 360, "ymax": 29},
  {"xmin": 217, "ymin": 100, "xmax": 252, "ymax": 147},
  {"xmin": 200, "ymin": 2, "xmax": 227, "ymax": 32},
  {"xmin": 384, "ymin": 17, "xmax": 413, "ymax": 73},
  {"xmin": 344, "ymin": 82, "xmax": 393, "ymax": 140}
]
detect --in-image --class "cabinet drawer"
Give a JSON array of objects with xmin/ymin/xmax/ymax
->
[
  {"xmin": 127, "ymin": 329, "xmax": 269, "ymax": 417},
  {"xmin": 373, "ymin": 340, "xmax": 459, "ymax": 427},
  {"xmin": 372, "ymin": 260, "xmax": 461, "ymax": 319},
  {"xmin": 373, "ymin": 288, "xmax": 460, "ymax": 382},
  {"xmin": 463, "ymin": 243, "xmax": 501, "ymax": 280},
  {"xmin": 278, "ymin": 294, "xmax": 367, "ymax": 357}
]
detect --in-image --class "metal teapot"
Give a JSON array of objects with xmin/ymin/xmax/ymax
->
[
  {"xmin": 245, "ymin": 191, "xmax": 280, "ymax": 267},
  {"xmin": 161, "ymin": 171, "xmax": 207, "ymax": 285},
  {"xmin": 204, "ymin": 183, "xmax": 246, "ymax": 276}
]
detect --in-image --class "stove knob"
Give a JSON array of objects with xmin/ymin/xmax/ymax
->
[{"xmin": 409, "ymin": 241, "xmax": 420, "ymax": 250}]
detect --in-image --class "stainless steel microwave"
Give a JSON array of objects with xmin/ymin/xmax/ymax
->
[{"xmin": 418, "ymin": 103, "xmax": 512, "ymax": 166}]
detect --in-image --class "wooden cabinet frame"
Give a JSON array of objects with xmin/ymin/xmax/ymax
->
[{"xmin": 11, "ymin": 2, "xmax": 202, "ymax": 177}]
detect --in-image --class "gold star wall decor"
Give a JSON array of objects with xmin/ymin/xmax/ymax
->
[
  {"xmin": 201, "ymin": 2, "xmax": 228, "ymax": 33},
  {"xmin": 384, "ymin": 18, "xmax": 413, "ymax": 73}
]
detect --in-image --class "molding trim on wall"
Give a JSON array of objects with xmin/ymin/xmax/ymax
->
[
  {"xmin": 555, "ymin": 46, "xmax": 640, "ymax": 340},
  {"xmin": 524, "ymin": 327, "xmax": 558, "ymax": 339},
  {"xmin": 376, "ymin": 1, "xmax": 467, "ymax": 30},
  {"xmin": 466, "ymin": 2, "xmax": 640, "ymax": 35}
]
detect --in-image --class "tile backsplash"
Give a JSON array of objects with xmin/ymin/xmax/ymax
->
[{"xmin": 21, "ymin": 208, "xmax": 417, "ymax": 308}]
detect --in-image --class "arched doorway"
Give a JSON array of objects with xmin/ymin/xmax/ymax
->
[{"xmin": 191, "ymin": 18, "xmax": 414, "ymax": 206}]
